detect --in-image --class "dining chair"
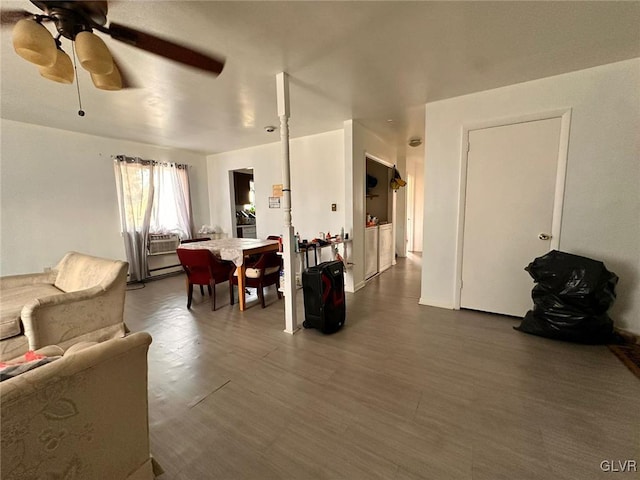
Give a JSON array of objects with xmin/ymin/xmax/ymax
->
[
  {"xmin": 176, "ymin": 248, "xmax": 233, "ymax": 310},
  {"xmin": 230, "ymin": 252, "xmax": 282, "ymax": 308},
  {"xmin": 179, "ymin": 238, "xmax": 212, "ymax": 295}
]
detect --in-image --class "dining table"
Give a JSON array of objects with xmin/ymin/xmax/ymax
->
[{"xmin": 178, "ymin": 237, "xmax": 280, "ymax": 311}]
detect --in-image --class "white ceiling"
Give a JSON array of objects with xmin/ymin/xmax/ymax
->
[{"xmin": 2, "ymin": 1, "xmax": 639, "ymax": 155}]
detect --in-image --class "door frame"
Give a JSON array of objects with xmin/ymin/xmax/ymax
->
[
  {"xmin": 229, "ymin": 167, "xmax": 255, "ymax": 239},
  {"xmin": 365, "ymin": 153, "xmax": 397, "ymax": 267},
  {"xmin": 453, "ymin": 109, "xmax": 572, "ymax": 309},
  {"xmin": 406, "ymin": 170, "xmax": 414, "ymax": 252}
]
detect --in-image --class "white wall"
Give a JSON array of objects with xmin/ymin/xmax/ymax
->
[
  {"xmin": 394, "ymin": 148, "xmax": 408, "ymax": 257},
  {"xmin": 206, "ymin": 129, "xmax": 346, "ymax": 247},
  {"xmin": 208, "ymin": 123, "xmax": 397, "ymax": 294},
  {"xmin": 421, "ymin": 59, "xmax": 640, "ymax": 334},
  {"xmin": 1, "ymin": 119, "xmax": 210, "ymax": 275}
]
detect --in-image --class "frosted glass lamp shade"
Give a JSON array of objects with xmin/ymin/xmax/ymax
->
[
  {"xmin": 91, "ymin": 64, "xmax": 122, "ymax": 90},
  {"xmin": 39, "ymin": 49, "xmax": 74, "ymax": 84},
  {"xmin": 12, "ymin": 19, "xmax": 57, "ymax": 67},
  {"xmin": 75, "ymin": 31, "xmax": 114, "ymax": 75}
]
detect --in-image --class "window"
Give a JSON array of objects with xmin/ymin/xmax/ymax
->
[
  {"xmin": 116, "ymin": 161, "xmax": 153, "ymax": 230},
  {"xmin": 149, "ymin": 162, "xmax": 193, "ymax": 239},
  {"xmin": 113, "ymin": 155, "xmax": 193, "ymax": 281}
]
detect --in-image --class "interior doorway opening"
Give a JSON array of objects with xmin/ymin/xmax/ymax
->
[
  {"xmin": 230, "ymin": 168, "xmax": 256, "ymax": 239},
  {"xmin": 364, "ymin": 155, "xmax": 396, "ymax": 280}
]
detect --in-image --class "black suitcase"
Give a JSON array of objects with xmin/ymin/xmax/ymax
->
[{"xmin": 302, "ymin": 260, "xmax": 346, "ymax": 333}]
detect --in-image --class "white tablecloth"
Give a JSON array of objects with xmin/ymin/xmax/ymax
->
[{"xmin": 178, "ymin": 238, "xmax": 278, "ymax": 266}]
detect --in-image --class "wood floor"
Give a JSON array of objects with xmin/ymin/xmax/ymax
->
[{"xmin": 124, "ymin": 255, "xmax": 640, "ymax": 479}]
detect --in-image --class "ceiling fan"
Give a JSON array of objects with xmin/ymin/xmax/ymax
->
[{"xmin": 1, "ymin": 1, "xmax": 225, "ymax": 90}]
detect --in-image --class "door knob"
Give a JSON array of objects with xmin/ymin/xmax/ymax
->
[{"xmin": 538, "ymin": 233, "xmax": 552, "ymax": 240}]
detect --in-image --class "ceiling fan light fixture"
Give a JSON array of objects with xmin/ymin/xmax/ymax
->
[
  {"xmin": 12, "ymin": 19, "xmax": 57, "ymax": 67},
  {"xmin": 38, "ymin": 48, "xmax": 74, "ymax": 84},
  {"xmin": 75, "ymin": 31, "xmax": 114, "ymax": 75},
  {"xmin": 91, "ymin": 64, "xmax": 122, "ymax": 91}
]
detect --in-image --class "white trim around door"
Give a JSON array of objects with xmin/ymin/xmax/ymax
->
[{"xmin": 453, "ymin": 108, "xmax": 572, "ymax": 310}]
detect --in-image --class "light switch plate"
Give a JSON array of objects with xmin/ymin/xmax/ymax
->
[{"xmin": 331, "ymin": 203, "xmax": 337, "ymax": 211}]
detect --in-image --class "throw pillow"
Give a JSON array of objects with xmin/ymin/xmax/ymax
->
[{"xmin": 0, "ymin": 350, "xmax": 61, "ymax": 382}]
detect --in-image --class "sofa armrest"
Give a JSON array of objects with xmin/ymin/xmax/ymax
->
[
  {"xmin": 27, "ymin": 285, "xmax": 106, "ymax": 307},
  {"xmin": 21, "ymin": 286, "xmax": 125, "ymax": 350},
  {"xmin": 1, "ymin": 332, "xmax": 154, "ymax": 480},
  {"xmin": 0, "ymin": 271, "xmax": 57, "ymax": 289}
]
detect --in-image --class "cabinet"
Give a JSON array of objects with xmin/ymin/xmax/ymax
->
[
  {"xmin": 378, "ymin": 223, "xmax": 393, "ymax": 272},
  {"xmin": 365, "ymin": 226, "xmax": 379, "ymax": 279},
  {"xmin": 237, "ymin": 225, "xmax": 256, "ymax": 238}
]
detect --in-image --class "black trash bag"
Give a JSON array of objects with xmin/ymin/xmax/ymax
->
[{"xmin": 514, "ymin": 250, "xmax": 618, "ymax": 344}]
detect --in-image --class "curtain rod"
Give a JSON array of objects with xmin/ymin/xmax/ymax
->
[{"xmin": 112, "ymin": 154, "xmax": 190, "ymax": 169}]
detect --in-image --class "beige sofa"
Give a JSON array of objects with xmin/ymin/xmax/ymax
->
[
  {"xmin": 0, "ymin": 252, "xmax": 128, "ymax": 361},
  {"xmin": 1, "ymin": 332, "xmax": 162, "ymax": 479}
]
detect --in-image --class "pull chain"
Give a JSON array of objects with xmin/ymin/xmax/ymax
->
[{"xmin": 71, "ymin": 41, "xmax": 85, "ymax": 117}]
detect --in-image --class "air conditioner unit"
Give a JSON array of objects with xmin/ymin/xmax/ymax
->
[{"xmin": 148, "ymin": 234, "xmax": 180, "ymax": 255}]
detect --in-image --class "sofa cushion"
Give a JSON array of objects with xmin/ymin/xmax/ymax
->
[
  {"xmin": 0, "ymin": 284, "xmax": 63, "ymax": 340},
  {"xmin": 65, "ymin": 341, "xmax": 99, "ymax": 355},
  {"xmin": 7, "ymin": 345, "xmax": 65, "ymax": 363},
  {"xmin": 0, "ymin": 335, "xmax": 30, "ymax": 362},
  {"xmin": 0, "ymin": 350, "xmax": 62, "ymax": 382},
  {"xmin": 54, "ymin": 251, "xmax": 124, "ymax": 293},
  {"xmin": 234, "ymin": 266, "xmax": 280, "ymax": 278}
]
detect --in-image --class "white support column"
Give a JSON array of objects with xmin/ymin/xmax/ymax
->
[{"xmin": 276, "ymin": 72, "xmax": 299, "ymax": 334}]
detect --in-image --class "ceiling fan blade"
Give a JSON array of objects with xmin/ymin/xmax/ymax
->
[
  {"xmin": 112, "ymin": 55, "xmax": 136, "ymax": 89},
  {"xmin": 1, "ymin": 9, "xmax": 35, "ymax": 24},
  {"xmin": 104, "ymin": 22, "xmax": 225, "ymax": 76}
]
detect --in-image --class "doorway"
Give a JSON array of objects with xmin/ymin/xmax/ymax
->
[
  {"xmin": 230, "ymin": 168, "xmax": 256, "ymax": 239},
  {"xmin": 365, "ymin": 155, "xmax": 396, "ymax": 280},
  {"xmin": 457, "ymin": 112, "xmax": 570, "ymax": 317},
  {"xmin": 406, "ymin": 171, "xmax": 414, "ymax": 253}
]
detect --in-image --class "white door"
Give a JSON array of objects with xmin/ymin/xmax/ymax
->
[
  {"xmin": 461, "ymin": 117, "xmax": 562, "ymax": 317},
  {"xmin": 378, "ymin": 224, "xmax": 394, "ymax": 272},
  {"xmin": 406, "ymin": 173, "xmax": 414, "ymax": 252}
]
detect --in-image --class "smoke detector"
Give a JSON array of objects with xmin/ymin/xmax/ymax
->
[{"xmin": 408, "ymin": 137, "xmax": 422, "ymax": 148}]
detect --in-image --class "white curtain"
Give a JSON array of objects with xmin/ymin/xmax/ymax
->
[
  {"xmin": 114, "ymin": 156, "xmax": 194, "ymax": 282},
  {"xmin": 149, "ymin": 163, "xmax": 193, "ymax": 239},
  {"xmin": 113, "ymin": 156, "xmax": 154, "ymax": 282}
]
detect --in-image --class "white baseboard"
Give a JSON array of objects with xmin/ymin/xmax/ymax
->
[
  {"xmin": 418, "ymin": 297, "xmax": 456, "ymax": 310},
  {"xmin": 352, "ymin": 281, "xmax": 366, "ymax": 292}
]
